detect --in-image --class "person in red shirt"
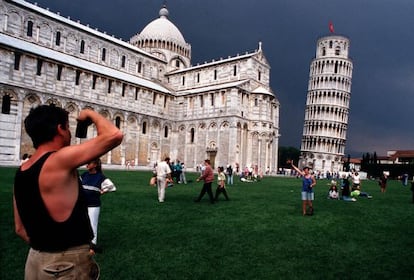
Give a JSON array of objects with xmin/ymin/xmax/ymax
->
[{"xmin": 194, "ymin": 159, "xmax": 215, "ymax": 204}]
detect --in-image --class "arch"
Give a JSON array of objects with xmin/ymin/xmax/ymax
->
[
  {"xmin": 24, "ymin": 94, "xmax": 41, "ymax": 107},
  {"xmin": 65, "ymin": 102, "xmax": 78, "ymax": 114},
  {"xmin": 151, "ymin": 142, "xmax": 158, "ymax": 149},
  {"xmin": 220, "ymin": 121, "xmax": 229, "ymax": 129},
  {"xmin": 96, "ymin": 110, "xmax": 111, "ymax": 123},
  {"xmin": 109, "ymin": 48, "xmax": 120, "ymax": 67},
  {"xmin": 127, "ymin": 115, "xmax": 138, "ymax": 126},
  {"xmin": 66, "ymin": 32, "xmax": 78, "ymax": 54},
  {"xmin": 178, "ymin": 124, "xmax": 186, "ymax": 133},
  {"xmin": 45, "ymin": 98, "xmax": 62, "ymax": 108},
  {"xmin": 208, "ymin": 141, "xmax": 217, "ymax": 149},
  {"xmin": 152, "ymin": 120, "xmax": 160, "ymax": 130},
  {"xmin": 208, "ymin": 122, "xmax": 217, "ymax": 130}
]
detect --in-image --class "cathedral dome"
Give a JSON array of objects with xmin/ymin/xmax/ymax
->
[
  {"xmin": 138, "ymin": 5, "xmax": 186, "ymax": 46},
  {"xmin": 129, "ymin": 5, "xmax": 191, "ymax": 68}
]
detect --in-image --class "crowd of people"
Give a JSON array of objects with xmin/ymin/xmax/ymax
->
[
  {"xmin": 288, "ymin": 161, "xmax": 388, "ymax": 216},
  {"xmin": 12, "ymin": 104, "xmax": 411, "ymax": 279},
  {"xmin": 151, "ymin": 158, "xmax": 233, "ymax": 204}
]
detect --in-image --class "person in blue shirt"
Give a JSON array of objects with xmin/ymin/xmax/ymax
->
[
  {"xmin": 175, "ymin": 161, "xmax": 182, "ymax": 183},
  {"xmin": 291, "ymin": 161, "xmax": 316, "ymax": 216},
  {"xmin": 81, "ymin": 158, "xmax": 116, "ymax": 253}
]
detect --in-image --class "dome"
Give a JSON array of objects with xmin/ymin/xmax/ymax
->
[{"xmin": 138, "ymin": 6, "xmax": 186, "ymax": 46}]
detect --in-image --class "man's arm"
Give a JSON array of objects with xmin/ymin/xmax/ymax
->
[
  {"xmin": 197, "ymin": 166, "xmax": 211, "ymax": 181},
  {"xmin": 38, "ymin": 109, "xmax": 123, "ymax": 222},
  {"xmin": 51, "ymin": 109, "xmax": 123, "ymax": 170}
]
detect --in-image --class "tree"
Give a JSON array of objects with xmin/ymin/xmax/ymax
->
[
  {"xmin": 373, "ymin": 152, "xmax": 378, "ymax": 164},
  {"xmin": 278, "ymin": 146, "xmax": 300, "ymax": 168},
  {"xmin": 344, "ymin": 154, "xmax": 351, "ymax": 172}
]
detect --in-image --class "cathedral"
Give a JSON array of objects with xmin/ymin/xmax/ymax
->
[{"xmin": 0, "ymin": 0, "xmax": 280, "ymax": 171}]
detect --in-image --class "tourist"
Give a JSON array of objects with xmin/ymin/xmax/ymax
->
[
  {"xmin": 226, "ymin": 164, "xmax": 234, "ymax": 185},
  {"xmin": 350, "ymin": 171, "xmax": 361, "ymax": 190},
  {"xmin": 180, "ymin": 162, "xmax": 187, "ymax": 184},
  {"xmin": 379, "ymin": 172, "xmax": 388, "ymax": 193},
  {"xmin": 340, "ymin": 175, "xmax": 356, "ymax": 202},
  {"xmin": 81, "ymin": 158, "xmax": 117, "ymax": 253},
  {"xmin": 13, "ymin": 105, "xmax": 123, "ymax": 279},
  {"xmin": 215, "ymin": 166, "xmax": 230, "ymax": 201},
  {"xmin": 290, "ymin": 161, "xmax": 316, "ymax": 215},
  {"xmin": 328, "ymin": 180, "xmax": 340, "ymax": 200},
  {"xmin": 156, "ymin": 156, "xmax": 172, "ymax": 203},
  {"xmin": 195, "ymin": 159, "xmax": 215, "ymax": 203}
]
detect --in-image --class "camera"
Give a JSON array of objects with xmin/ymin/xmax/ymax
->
[{"xmin": 75, "ymin": 118, "xmax": 92, "ymax": 138}]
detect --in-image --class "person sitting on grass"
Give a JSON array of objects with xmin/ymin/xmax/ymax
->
[
  {"xmin": 327, "ymin": 180, "xmax": 340, "ymax": 200},
  {"xmin": 351, "ymin": 185, "xmax": 373, "ymax": 199},
  {"xmin": 340, "ymin": 175, "xmax": 356, "ymax": 202}
]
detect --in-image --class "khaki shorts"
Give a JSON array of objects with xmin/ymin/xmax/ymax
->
[{"xmin": 25, "ymin": 244, "xmax": 100, "ymax": 280}]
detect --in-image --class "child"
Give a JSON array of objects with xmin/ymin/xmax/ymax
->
[
  {"xmin": 328, "ymin": 180, "xmax": 340, "ymax": 200},
  {"xmin": 215, "ymin": 166, "xmax": 229, "ymax": 201},
  {"xmin": 81, "ymin": 158, "xmax": 116, "ymax": 253}
]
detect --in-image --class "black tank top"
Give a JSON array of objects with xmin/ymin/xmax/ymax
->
[{"xmin": 14, "ymin": 152, "xmax": 93, "ymax": 251}]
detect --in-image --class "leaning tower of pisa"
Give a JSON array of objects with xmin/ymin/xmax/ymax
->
[{"xmin": 299, "ymin": 34, "xmax": 353, "ymax": 175}]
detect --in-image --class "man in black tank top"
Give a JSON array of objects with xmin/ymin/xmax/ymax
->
[{"xmin": 13, "ymin": 104, "xmax": 123, "ymax": 279}]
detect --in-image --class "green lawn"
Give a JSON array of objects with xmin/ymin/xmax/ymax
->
[{"xmin": 1, "ymin": 167, "xmax": 413, "ymax": 280}]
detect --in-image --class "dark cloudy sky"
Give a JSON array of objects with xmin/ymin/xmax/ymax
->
[{"xmin": 28, "ymin": 0, "xmax": 414, "ymax": 157}]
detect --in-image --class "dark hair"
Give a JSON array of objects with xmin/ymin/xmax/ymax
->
[
  {"xmin": 24, "ymin": 104, "xmax": 69, "ymax": 148},
  {"xmin": 91, "ymin": 158, "xmax": 102, "ymax": 173},
  {"xmin": 218, "ymin": 166, "xmax": 224, "ymax": 172},
  {"xmin": 204, "ymin": 159, "xmax": 210, "ymax": 164}
]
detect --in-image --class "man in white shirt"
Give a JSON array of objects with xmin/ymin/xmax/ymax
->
[
  {"xmin": 351, "ymin": 171, "xmax": 361, "ymax": 190},
  {"xmin": 156, "ymin": 157, "xmax": 171, "ymax": 203}
]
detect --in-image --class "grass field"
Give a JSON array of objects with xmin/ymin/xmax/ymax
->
[{"xmin": 1, "ymin": 167, "xmax": 414, "ymax": 280}]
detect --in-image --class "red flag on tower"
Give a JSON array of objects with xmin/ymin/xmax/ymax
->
[{"xmin": 329, "ymin": 21, "xmax": 335, "ymax": 33}]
